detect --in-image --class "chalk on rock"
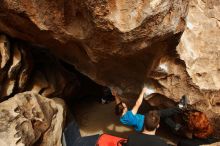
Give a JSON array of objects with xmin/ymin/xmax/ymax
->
[
  {"xmin": 143, "ymin": 86, "xmax": 155, "ymax": 98},
  {"xmin": 156, "ymin": 63, "xmax": 168, "ymax": 73}
]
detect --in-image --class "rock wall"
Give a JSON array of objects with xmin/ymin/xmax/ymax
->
[
  {"xmin": 0, "ymin": 0, "xmax": 189, "ymax": 95},
  {"xmin": 175, "ymin": 0, "xmax": 220, "ymax": 137},
  {"xmin": 145, "ymin": 0, "xmax": 220, "ymax": 137},
  {"xmin": 0, "ymin": 35, "xmax": 80, "ymax": 101},
  {"xmin": 0, "ymin": 92, "xmax": 65, "ymax": 146},
  {"xmin": 148, "ymin": 56, "xmax": 220, "ymax": 137},
  {"xmin": 0, "ymin": 0, "xmax": 220, "ymax": 139},
  {"xmin": 177, "ymin": 0, "xmax": 220, "ymax": 90},
  {"xmin": 147, "ymin": 0, "xmax": 220, "ymax": 137}
]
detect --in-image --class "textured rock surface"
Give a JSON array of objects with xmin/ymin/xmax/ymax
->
[
  {"xmin": 0, "ymin": 35, "xmax": 32, "ymax": 100},
  {"xmin": 148, "ymin": 56, "xmax": 220, "ymax": 137},
  {"xmin": 0, "ymin": 34, "xmax": 79, "ymax": 101},
  {"xmin": 174, "ymin": 0, "xmax": 220, "ymax": 137},
  {"xmin": 28, "ymin": 47, "xmax": 80, "ymax": 99},
  {"xmin": 136, "ymin": 0, "xmax": 220, "ymax": 137},
  {"xmin": 0, "ymin": 0, "xmax": 220, "ymax": 139},
  {"xmin": 0, "ymin": 0, "xmax": 189, "ymax": 95},
  {"xmin": 177, "ymin": 0, "xmax": 220, "ymax": 90},
  {"xmin": 0, "ymin": 92, "xmax": 66, "ymax": 146}
]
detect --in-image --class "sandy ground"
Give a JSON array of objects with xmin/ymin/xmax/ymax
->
[
  {"xmin": 72, "ymin": 98, "xmax": 178, "ymax": 145},
  {"xmin": 74, "ymin": 100, "xmax": 133, "ymax": 137}
]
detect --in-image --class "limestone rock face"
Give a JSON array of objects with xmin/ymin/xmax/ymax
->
[
  {"xmin": 0, "ymin": 92, "xmax": 66, "ymax": 146},
  {"xmin": 0, "ymin": 0, "xmax": 189, "ymax": 95},
  {"xmin": 148, "ymin": 56, "xmax": 220, "ymax": 137},
  {"xmin": 0, "ymin": 35, "xmax": 32, "ymax": 100},
  {"xmin": 144, "ymin": 0, "xmax": 220, "ymax": 136},
  {"xmin": 146, "ymin": 0, "xmax": 220, "ymax": 137},
  {"xmin": 28, "ymin": 47, "xmax": 80, "ymax": 99},
  {"xmin": 0, "ymin": 34, "xmax": 80, "ymax": 101},
  {"xmin": 143, "ymin": 0, "xmax": 220, "ymax": 137},
  {"xmin": 172, "ymin": 0, "xmax": 220, "ymax": 137},
  {"xmin": 177, "ymin": 0, "xmax": 220, "ymax": 90},
  {"xmin": 0, "ymin": 0, "xmax": 220, "ymax": 139}
]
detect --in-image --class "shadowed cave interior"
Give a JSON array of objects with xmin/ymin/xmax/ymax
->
[
  {"xmin": 0, "ymin": 34, "xmax": 219, "ymax": 146},
  {"xmin": 62, "ymin": 61, "xmax": 181, "ymax": 145}
]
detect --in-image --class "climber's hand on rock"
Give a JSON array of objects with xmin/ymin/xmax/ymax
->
[{"xmin": 142, "ymin": 87, "xmax": 148, "ymax": 94}]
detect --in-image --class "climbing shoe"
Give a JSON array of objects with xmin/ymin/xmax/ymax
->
[{"xmin": 178, "ymin": 95, "xmax": 188, "ymax": 109}]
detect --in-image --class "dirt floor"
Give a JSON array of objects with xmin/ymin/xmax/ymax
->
[{"xmin": 71, "ymin": 97, "xmax": 180, "ymax": 146}]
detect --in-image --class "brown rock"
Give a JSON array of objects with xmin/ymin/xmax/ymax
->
[
  {"xmin": 0, "ymin": 35, "xmax": 80, "ymax": 100},
  {"xmin": 8, "ymin": 44, "xmax": 22, "ymax": 79},
  {"xmin": 0, "ymin": 0, "xmax": 219, "ymax": 139},
  {"xmin": 27, "ymin": 47, "xmax": 80, "ymax": 99},
  {"xmin": 175, "ymin": 0, "xmax": 220, "ymax": 137},
  {"xmin": 0, "ymin": 35, "xmax": 10, "ymax": 69},
  {"xmin": 132, "ymin": 0, "xmax": 220, "ymax": 137},
  {"xmin": 17, "ymin": 45, "xmax": 33, "ymax": 91},
  {"xmin": 0, "ymin": 91, "xmax": 66, "ymax": 146},
  {"xmin": 177, "ymin": 0, "xmax": 220, "ymax": 90},
  {"xmin": 28, "ymin": 70, "xmax": 49, "ymax": 94},
  {"xmin": 148, "ymin": 56, "xmax": 220, "ymax": 138},
  {"xmin": 0, "ymin": 0, "xmax": 189, "ymax": 96},
  {"xmin": 0, "ymin": 36, "xmax": 33, "ymax": 99},
  {"xmin": 0, "ymin": 35, "xmax": 11, "ymax": 96},
  {"xmin": 1, "ymin": 44, "xmax": 22, "ymax": 97}
]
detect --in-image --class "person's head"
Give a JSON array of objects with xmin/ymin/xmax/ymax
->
[
  {"xmin": 144, "ymin": 110, "xmax": 160, "ymax": 131},
  {"xmin": 187, "ymin": 111, "xmax": 213, "ymax": 139},
  {"xmin": 115, "ymin": 102, "xmax": 127, "ymax": 116}
]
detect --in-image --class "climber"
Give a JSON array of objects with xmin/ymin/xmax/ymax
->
[
  {"xmin": 113, "ymin": 87, "xmax": 186, "ymax": 132},
  {"xmin": 99, "ymin": 110, "xmax": 171, "ymax": 146},
  {"xmin": 113, "ymin": 87, "xmax": 148, "ymax": 132}
]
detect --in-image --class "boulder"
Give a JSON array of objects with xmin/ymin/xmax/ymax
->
[
  {"xmin": 176, "ymin": 0, "xmax": 220, "ymax": 137},
  {"xmin": 148, "ymin": 56, "xmax": 220, "ymax": 138},
  {"xmin": 0, "ymin": 0, "xmax": 219, "ymax": 138},
  {"xmin": 0, "ymin": 0, "xmax": 189, "ymax": 95},
  {"xmin": 177, "ymin": 0, "xmax": 220, "ymax": 90},
  {"xmin": 0, "ymin": 91, "xmax": 66, "ymax": 146},
  {"xmin": 0, "ymin": 34, "xmax": 80, "ymax": 100},
  {"xmin": 126, "ymin": 0, "xmax": 220, "ymax": 138}
]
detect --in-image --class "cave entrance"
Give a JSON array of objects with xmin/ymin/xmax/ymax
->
[
  {"xmin": 60, "ymin": 66, "xmax": 181, "ymax": 146},
  {"xmin": 61, "ymin": 60, "xmax": 115, "ymax": 104}
]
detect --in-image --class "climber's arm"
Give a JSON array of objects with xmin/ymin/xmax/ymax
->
[{"xmin": 131, "ymin": 87, "xmax": 147, "ymax": 115}]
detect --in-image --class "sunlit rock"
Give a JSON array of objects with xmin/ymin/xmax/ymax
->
[
  {"xmin": 0, "ymin": 92, "xmax": 65, "ymax": 146},
  {"xmin": 0, "ymin": 0, "xmax": 189, "ymax": 96},
  {"xmin": 177, "ymin": 0, "xmax": 220, "ymax": 90}
]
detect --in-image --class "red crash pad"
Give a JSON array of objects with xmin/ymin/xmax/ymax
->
[{"xmin": 96, "ymin": 134, "xmax": 127, "ymax": 146}]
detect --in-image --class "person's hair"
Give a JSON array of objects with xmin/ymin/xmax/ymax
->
[
  {"xmin": 115, "ymin": 102, "xmax": 125, "ymax": 116},
  {"xmin": 144, "ymin": 110, "xmax": 160, "ymax": 131},
  {"xmin": 187, "ymin": 111, "xmax": 213, "ymax": 139}
]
